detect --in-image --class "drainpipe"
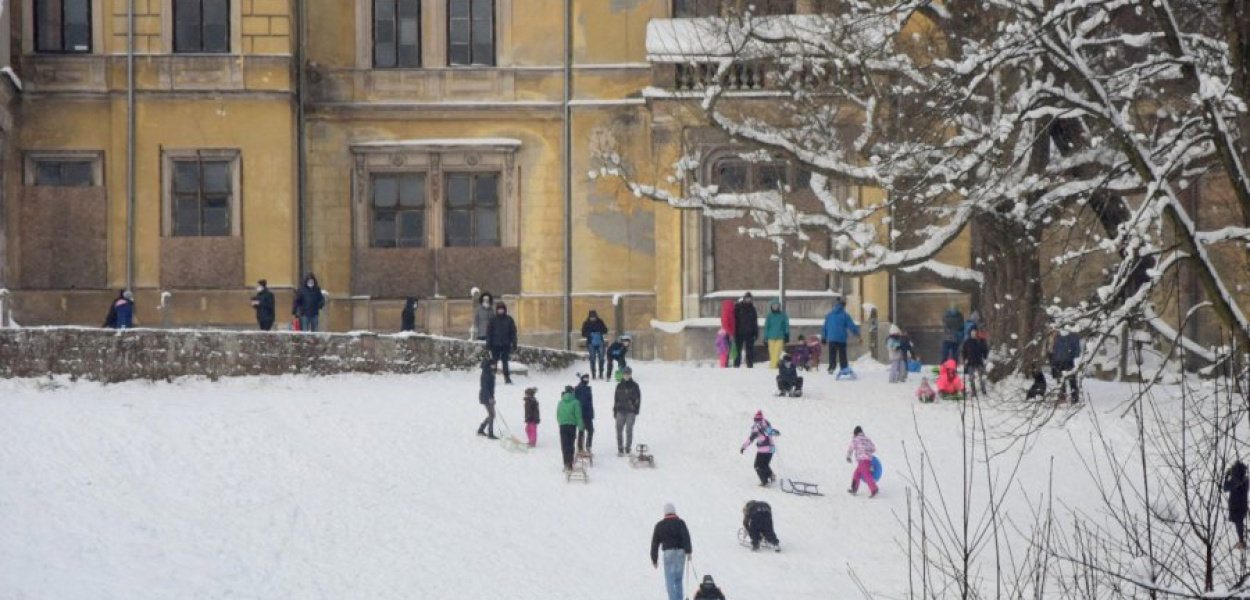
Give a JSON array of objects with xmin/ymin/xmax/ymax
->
[
  {"xmin": 295, "ymin": 0, "xmax": 307, "ymax": 280},
  {"xmin": 561, "ymin": 0, "xmax": 573, "ymax": 350},
  {"xmin": 125, "ymin": 0, "xmax": 136, "ymax": 291}
]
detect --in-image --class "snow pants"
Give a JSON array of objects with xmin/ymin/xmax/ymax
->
[
  {"xmin": 746, "ymin": 512, "xmax": 780, "ymax": 548},
  {"xmin": 753, "ymin": 452, "xmax": 775, "ymax": 485},
  {"xmin": 489, "ymin": 345, "xmax": 512, "ymax": 383},
  {"xmin": 588, "ymin": 345, "xmax": 605, "ymax": 378},
  {"xmin": 662, "ymin": 548, "xmax": 686, "ymax": 600},
  {"xmin": 889, "ymin": 357, "xmax": 907, "ymax": 383},
  {"xmin": 828, "ymin": 341, "xmax": 849, "ymax": 370},
  {"xmin": 718, "ymin": 351, "xmax": 729, "ymax": 368},
  {"xmin": 577, "ymin": 420, "xmax": 595, "ymax": 452},
  {"xmin": 615, "ymin": 412, "xmax": 636, "ymax": 453},
  {"xmin": 767, "ymin": 339, "xmax": 785, "ymax": 369},
  {"xmin": 734, "ymin": 334, "xmax": 757, "ymax": 368},
  {"xmin": 776, "ymin": 376, "xmax": 803, "ymax": 393},
  {"xmin": 851, "ymin": 459, "xmax": 878, "ymax": 495},
  {"xmin": 559, "ymin": 424, "xmax": 577, "ymax": 469},
  {"xmin": 525, "ymin": 422, "xmax": 537, "ymax": 447}
]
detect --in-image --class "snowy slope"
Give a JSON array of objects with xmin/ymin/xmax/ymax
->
[{"xmin": 0, "ymin": 361, "xmax": 1140, "ymax": 600}]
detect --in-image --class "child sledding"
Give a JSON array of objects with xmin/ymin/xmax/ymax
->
[
  {"xmin": 935, "ymin": 359, "xmax": 965, "ymax": 400},
  {"xmin": 775, "ymin": 353, "xmax": 804, "ymax": 397},
  {"xmin": 739, "ymin": 500, "xmax": 781, "ymax": 552}
]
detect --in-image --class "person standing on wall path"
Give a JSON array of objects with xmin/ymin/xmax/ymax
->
[
  {"xmin": 292, "ymin": 273, "xmax": 325, "ymax": 332},
  {"xmin": 650, "ymin": 502, "xmax": 692, "ymax": 600},
  {"xmin": 763, "ymin": 298, "xmax": 790, "ymax": 369},
  {"xmin": 485, "ymin": 301, "xmax": 518, "ymax": 385},
  {"xmin": 251, "ymin": 279, "xmax": 276, "ymax": 331},
  {"xmin": 472, "ymin": 291, "xmax": 494, "ymax": 341},
  {"xmin": 733, "ymin": 292, "xmax": 760, "ymax": 368},
  {"xmin": 400, "ymin": 296, "xmax": 418, "ymax": 332}
]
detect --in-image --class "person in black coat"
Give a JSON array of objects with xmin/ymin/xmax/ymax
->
[
  {"xmin": 606, "ymin": 335, "xmax": 632, "ymax": 380},
  {"xmin": 400, "ymin": 297, "xmax": 418, "ymax": 332},
  {"xmin": 776, "ymin": 353, "xmax": 803, "ymax": 396},
  {"xmin": 733, "ymin": 292, "xmax": 760, "ymax": 368},
  {"xmin": 1225, "ymin": 461, "xmax": 1249, "ymax": 549},
  {"xmin": 651, "ymin": 502, "xmax": 693, "ymax": 600},
  {"xmin": 292, "ymin": 273, "xmax": 325, "ymax": 332},
  {"xmin": 476, "ymin": 357, "xmax": 498, "ymax": 439},
  {"xmin": 743, "ymin": 500, "xmax": 780, "ymax": 551},
  {"xmin": 961, "ymin": 326, "xmax": 989, "ymax": 397},
  {"xmin": 693, "ymin": 575, "xmax": 726, "ymax": 600},
  {"xmin": 251, "ymin": 279, "xmax": 276, "ymax": 331},
  {"xmin": 581, "ymin": 310, "xmax": 610, "ymax": 379},
  {"xmin": 485, "ymin": 302, "xmax": 518, "ymax": 384},
  {"xmin": 575, "ymin": 373, "xmax": 595, "ymax": 452}
]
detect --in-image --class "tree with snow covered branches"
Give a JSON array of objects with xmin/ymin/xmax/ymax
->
[{"xmin": 595, "ymin": 0, "xmax": 1250, "ymax": 378}]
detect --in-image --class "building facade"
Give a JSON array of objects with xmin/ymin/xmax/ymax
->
[{"xmin": 4, "ymin": 0, "xmax": 971, "ymax": 359}]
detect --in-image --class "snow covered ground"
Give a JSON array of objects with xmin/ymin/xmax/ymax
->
[{"xmin": 0, "ymin": 359, "xmax": 1142, "ymax": 600}]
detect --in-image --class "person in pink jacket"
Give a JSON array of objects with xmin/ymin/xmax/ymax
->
[{"xmin": 846, "ymin": 426, "xmax": 878, "ymax": 497}]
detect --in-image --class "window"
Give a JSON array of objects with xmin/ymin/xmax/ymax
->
[
  {"xmin": 374, "ymin": 0, "xmax": 421, "ymax": 68},
  {"xmin": 712, "ymin": 159, "xmax": 789, "ymax": 192},
  {"xmin": 448, "ymin": 0, "xmax": 494, "ymax": 67},
  {"xmin": 174, "ymin": 0, "xmax": 230, "ymax": 54},
  {"xmin": 35, "ymin": 0, "xmax": 92, "ymax": 53},
  {"xmin": 444, "ymin": 173, "xmax": 500, "ymax": 247},
  {"xmin": 171, "ymin": 157, "xmax": 233, "ymax": 236},
  {"xmin": 673, "ymin": 0, "xmax": 796, "ymax": 17},
  {"xmin": 372, "ymin": 173, "xmax": 426, "ymax": 247},
  {"xmin": 33, "ymin": 160, "xmax": 94, "ymax": 186}
]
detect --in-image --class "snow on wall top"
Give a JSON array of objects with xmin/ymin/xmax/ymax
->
[{"xmin": 352, "ymin": 138, "xmax": 523, "ymax": 148}]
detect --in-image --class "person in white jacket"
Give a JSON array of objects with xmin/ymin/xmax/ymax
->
[{"xmin": 846, "ymin": 426, "xmax": 878, "ymax": 497}]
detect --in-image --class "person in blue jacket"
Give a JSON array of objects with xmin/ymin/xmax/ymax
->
[
  {"xmin": 1049, "ymin": 327, "xmax": 1082, "ymax": 402},
  {"xmin": 821, "ymin": 298, "xmax": 860, "ymax": 373}
]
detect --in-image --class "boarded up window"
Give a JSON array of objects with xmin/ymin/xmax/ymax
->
[{"xmin": 35, "ymin": 0, "xmax": 92, "ymax": 53}]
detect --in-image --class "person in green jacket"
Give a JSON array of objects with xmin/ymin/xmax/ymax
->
[
  {"xmin": 763, "ymin": 299, "xmax": 791, "ymax": 369},
  {"xmin": 557, "ymin": 386, "xmax": 584, "ymax": 471}
]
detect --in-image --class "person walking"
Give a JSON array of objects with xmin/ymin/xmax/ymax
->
[
  {"xmin": 941, "ymin": 305, "xmax": 965, "ymax": 363},
  {"xmin": 846, "ymin": 426, "xmax": 878, "ymax": 497},
  {"xmin": 1225, "ymin": 460, "xmax": 1249, "ymax": 549},
  {"xmin": 251, "ymin": 280, "xmax": 276, "ymax": 331},
  {"xmin": 485, "ymin": 302, "xmax": 518, "ymax": 384},
  {"xmin": 475, "ymin": 357, "xmax": 498, "ymax": 439},
  {"xmin": 293, "ymin": 273, "xmax": 325, "ymax": 332},
  {"xmin": 740, "ymin": 410, "xmax": 779, "ymax": 487},
  {"xmin": 522, "ymin": 386, "xmax": 540, "ymax": 447},
  {"xmin": 733, "ymin": 293, "xmax": 760, "ymax": 368},
  {"xmin": 400, "ymin": 296, "xmax": 418, "ymax": 332},
  {"xmin": 650, "ymin": 502, "xmax": 692, "ymax": 600},
  {"xmin": 822, "ymin": 298, "xmax": 860, "ymax": 374},
  {"xmin": 613, "ymin": 366, "xmax": 641, "ymax": 456},
  {"xmin": 1049, "ymin": 327, "xmax": 1082, "ymax": 402},
  {"xmin": 763, "ymin": 299, "xmax": 790, "ymax": 369},
  {"xmin": 575, "ymin": 373, "xmax": 595, "ymax": 453},
  {"xmin": 472, "ymin": 291, "xmax": 494, "ymax": 341},
  {"xmin": 581, "ymin": 310, "xmax": 609, "ymax": 379},
  {"xmin": 556, "ymin": 386, "xmax": 583, "ymax": 471}
]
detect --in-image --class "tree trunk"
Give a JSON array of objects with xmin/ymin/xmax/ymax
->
[{"xmin": 973, "ymin": 214, "xmax": 1046, "ymax": 378}]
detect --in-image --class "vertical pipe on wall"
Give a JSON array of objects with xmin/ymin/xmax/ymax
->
[
  {"xmin": 125, "ymin": 0, "xmax": 136, "ymax": 291},
  {"xmin": 561, "ymin": 0, "xmax": 573, "ymax": 350},
  {"xmin": 295, "ymin": 0, "xmax": 307, "ymax": 281}
]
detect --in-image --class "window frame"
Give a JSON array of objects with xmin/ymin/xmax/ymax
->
[
  {"xmin": 447, "ymin": 0, "xmax": 496, "ymax": 67},
  {"xmin": 34, "ymin": 0, "xmax": 94, "ymax": 54},
  {"xmin": 24, "ymin": 151, "xmax": 104, "ymax": 187},
  {"xmin": 161, "ymin": 149, "xmax": 243, "ymax": 238},
  {"xmin": 442, "ymin": 171, "xmax": 501, "ymax": 248},
  {"xmin": 372, "ymin": 0, "xmax": 422, "ymax": 68},
  {"xmin": 173, "ymin": 0, "xmax": 232, "ymax": 54},
  {"xmin": 369, "ymin": 171, "xmax": 429, "ymax": 248}
]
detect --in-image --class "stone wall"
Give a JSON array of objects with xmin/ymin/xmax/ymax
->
[{"xmin": 0, "ymin": 328, "xmax": 577, "ymax": 383}]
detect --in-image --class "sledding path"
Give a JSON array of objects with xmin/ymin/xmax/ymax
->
[{"xmin": 0, "ymin": 361, "xmax": 1138, "ymax": 599}]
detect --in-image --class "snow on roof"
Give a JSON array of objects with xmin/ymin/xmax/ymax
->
[{"xmin": 352, "ymin": 138, "xmax": 523, "ymax": 148}]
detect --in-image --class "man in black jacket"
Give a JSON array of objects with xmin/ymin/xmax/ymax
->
[
  {"xmin": 650, "ymin": 502, "xmax": 692, "ymax": 600},
  {"xmin": 251, "ymin": 279, "xmax": 276, "ymax": 331},
  {"xmin": 485, "ymin": 302, "xmax": 518, "ymax": 384},
  {"xmin": 292, "ymin": 273, "xmax": 325, "ymax": 332},
  {"xmin": 581, "ymin": 310, "xmax": 609, "ymax": 379},
  {"xmin": 400, "ymin": 297, "xmax": 418, "ymax": 332},
  {"xmin": 743, "ymin": 500, "xmax": 781, "ymax": 551},
  {"xmin": 1226, "ymin": 461, "xmax": 1249, "ymax": 549},
  {"xmin": 961, "ymin": 326, "xmax": 989, "ymax": 397},
  {"xmin": 613, "ymin": 367, "xmax": 641, "ymax": 455},
  {"xmin": 733, "ymin": 292, "xmax": 760, "ymax": 368}
]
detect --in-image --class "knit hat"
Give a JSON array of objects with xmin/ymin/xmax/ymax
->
[
  {"xmin": 889, "ymin": 324, "xmax": 901, "ymax": 336},
  {"xmin": 702, "ymin": 575, "xmax": 716, "ymax": 585},
  {"xmin": 853, "ymin": 425, "xmax": 863, "ymax": 436},
  {"xmin": 663, "ymin": 502, "xmax": 676, "ymax": 515},
  {"xmin": 579, "ymin": 372, "xmax": 590, "ymax": 381},
  {"xmin": 524, "ymin": 387, "xmax": 537, "ymax": 396},
  {"xmin": 622, "ymin": 366, "xmax": 633, "ymax": 375},
  {"xmin": 754, "ymin": 410, "xmax": 763, "ymax": 420}
]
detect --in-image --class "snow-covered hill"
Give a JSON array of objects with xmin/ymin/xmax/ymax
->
[{"xmin": 0, "ymin": 361, "xmax": 1139, "ymax": 599}]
